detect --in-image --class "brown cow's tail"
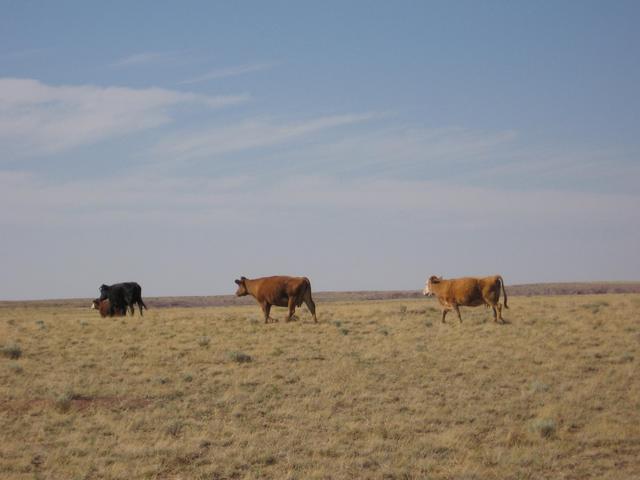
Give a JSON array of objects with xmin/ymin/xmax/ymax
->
[
  {"xmin": 499, "ymin": 276, "xmax": 508, "ymax": 309},
  {"xmin": 297, "ymin": 278, "xmax": 312, "ymax": 307}
]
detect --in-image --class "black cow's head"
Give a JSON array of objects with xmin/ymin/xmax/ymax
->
[
  {"xmin": 98, "ymin": 284, "xmax": 111, "ymax": 300},
  {"xmin": 234, "ymin": 276, "xmax": 248, "ymax": 296}
]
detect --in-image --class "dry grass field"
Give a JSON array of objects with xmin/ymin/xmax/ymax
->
[{"xmin": 1, "ymin": 294, "xmax": 639, "ymax": 479}]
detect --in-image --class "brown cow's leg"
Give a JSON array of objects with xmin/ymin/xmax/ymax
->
[
  {"xmin": 441, "ymin": 309, "xmax": 448, "ymax": 323},
  {"xmin": 453, "ymin": 305, "xmax": 462, "ymax": 323},
  {"xmin": 492, "ymin": 305, "xmax": 498, "ymax": 322},
  {"xmin": 497, "ymin": 303, "xmax": 503, "ymax": 323}
]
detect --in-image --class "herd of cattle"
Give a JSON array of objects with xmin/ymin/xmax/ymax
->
[{"xmin": 92, "ymin": 274, "xmax": 508, "ymax": 324}]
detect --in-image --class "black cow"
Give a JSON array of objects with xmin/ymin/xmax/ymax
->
[{"xmin": 98, "ymin": 282, "xmax": 147, "ymax": 316}]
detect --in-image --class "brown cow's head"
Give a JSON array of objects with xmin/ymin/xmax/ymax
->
[
  {"xmin": 92, "ymin": 298, "xmax": 123, "ymax": 317},
  {"xmin": 234, "ymin": 276, "xmax": 248, "ymax": 296},
  {"xmin": 423, "ymin": 275, "xmax": 442, "ymax": 296}
]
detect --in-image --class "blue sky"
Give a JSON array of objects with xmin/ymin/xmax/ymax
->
[{"xmin": 1, "ymin": 1, "xmax": 639, "ymax": 299}]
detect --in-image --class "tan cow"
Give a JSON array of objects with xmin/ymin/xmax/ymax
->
[
  {"xmin": 234, "ymin": 276, "xmax": 317, "ymax": 323},
  {"xmin": 423, "ymin": 275, "xmax": 508, "ymax": 323}
]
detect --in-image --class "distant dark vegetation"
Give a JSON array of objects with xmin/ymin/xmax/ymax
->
[{"xmin": 2, "ymin": 282, "xmax": 639, "ymax": 309}]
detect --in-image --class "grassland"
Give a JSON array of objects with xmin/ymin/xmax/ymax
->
[{"xmin": 1, "ymin": 294, "xmax": 639, "ymax": 479}]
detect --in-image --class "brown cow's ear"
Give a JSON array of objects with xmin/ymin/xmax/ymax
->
[
  {"xmin": 430, "ymin": 275, "xmax": 440, "ymax": 283},
  {"xmin": 240, "ymin": 276, "xmax": 247, "ymax": 281},
  {"xmin": 234, "ymin": 279, "xmax": 241, "ymax": 285}
]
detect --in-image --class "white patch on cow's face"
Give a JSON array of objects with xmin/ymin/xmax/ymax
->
[
  {"xmin": 423, "ymin": 281, "xmax": 432, "ymax": 296},
  {"xmin": 91, "ymin": 303, "xmax": 96, "ymax": 309}
]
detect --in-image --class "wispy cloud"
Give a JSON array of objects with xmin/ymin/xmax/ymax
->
[
  {"xmin": 261, "ymin": 126, "xmax": 518, "ymax": 178},
  {"xmin": 153, "ymin": 113, "xmax": 377, "ymax": 160},
  {"xmin": 179, "ymin": 62, "xmax": 278, "ymax": 84},
  {"xmin": 110, "ymin": 51, "xmax": 182, "ymax": 67},
  {"xmin": 0, "ymin": 48, "xmax": 50, "ymax": 59},
  {"xmin": 0, "ymin": 78, "xmax": 249, "ymax": 157},
  {"xmin": 1, "ymin": 170, "xmax": 637, "ymax": 228}
]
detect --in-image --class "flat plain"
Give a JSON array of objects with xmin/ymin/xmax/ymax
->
[{"xmin": 1, "ymin": 293, "xmax": 639, "ymax": 479}]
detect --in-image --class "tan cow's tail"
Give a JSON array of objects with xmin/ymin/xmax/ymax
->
[{"xmin": 499, "ymin": 276, "xmax": 508, "ymax": 309}]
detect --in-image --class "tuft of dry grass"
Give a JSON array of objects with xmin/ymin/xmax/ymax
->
[{"xmin": 1, "ymin": 294, "xmax": 639, "ymax": 479}]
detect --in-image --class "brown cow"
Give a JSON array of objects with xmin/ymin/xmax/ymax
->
[
  {"xmin": 423, "ymin": 275, "xmax": 508, "ymax": 323},
  {"xmin": 234, "ymin": 276, "xmax": 317, "ymax": 323},
  {"xmin": 91, "ymin": 298, "xmax": 125, "ymax": 318}
]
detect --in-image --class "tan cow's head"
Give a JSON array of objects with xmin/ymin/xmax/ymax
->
[
  {"xmin": 423, "ymin": 276, "xmax": 442, "ymax": 296},
  {"xmin": 234, "ymin": 277, "xmax": 248, "ymax": 296}
]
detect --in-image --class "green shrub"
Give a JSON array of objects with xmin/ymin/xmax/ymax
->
[
  {"xmin": 8, "ymin": 364, "xmax": 23, "ymax": 374},
  {"xmin": 1, "ymin": 344, "xmax": 22, "ymax": 359},
  {"xmin": 530, "ymin": 381, "xmax": 550, "ymax": 393},
  {"xmin": 530, "ymin": 418, "xmax": 556, "ymax": 438},
  {"xmin": 55, "ymin": 389, "xmax": 77, "ymax": 413},
  {"xmin": 165, "ymin": 421, "xmax": 184, "ymax": 437},
  {"xmin": 228, "ymin": 351, "xmax": 252, "ymax": 363}
]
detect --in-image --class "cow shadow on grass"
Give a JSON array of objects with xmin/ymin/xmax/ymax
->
[
  {"xmin": 483, "ymin": 318, "xmax": 512, "ymax": 325},
  {"xmin": 466, "ymin": 315, "xmax": 511, "ymax": 326}
]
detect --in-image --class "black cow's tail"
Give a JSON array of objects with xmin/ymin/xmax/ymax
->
[
  {"xmin": 135, "ymin": 284, "xmax": 147, "ymax": 311},
  {"xmin": 499, "ymin": 276, "xmax": 508, "ymax": 309}
]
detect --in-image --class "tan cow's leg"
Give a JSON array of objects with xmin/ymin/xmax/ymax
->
[
  {"xmin": 497, "ymin": 303, "xmax": 503, "ymax": 323},
  {"xmin": 453, "ymin": 305, "xmax": 462, "ymax": 323},
  {"xmin": 262, "ymin": 302, "xmax": 273, "ymax": 323},
  {"xmin": 491, "ymin": 305, "xmax": 498, "ymax": 322},
  {"xmin": 441, "ymin": 309, "xmax": 448, "ymax": 323}
]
